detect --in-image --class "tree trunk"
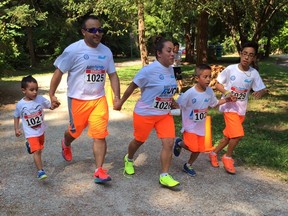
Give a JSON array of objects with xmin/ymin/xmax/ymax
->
[
  {"xmin": 137, "ymin": 0, "xmax": 149, "ymax": 66},
  {"xmin": 26, "ymin": 27, "xmax": 36, "ymax": 66},
  {"xmin": 196, "ymin": 11, "xmax": 208, "ymax": 66},
  {"xmin": 264, "ymin": 37, "xmax": 271, "ymax": 58},
  {"xmin": 184, "ymin": 22, "xmax": 196, "ymax": 63}
]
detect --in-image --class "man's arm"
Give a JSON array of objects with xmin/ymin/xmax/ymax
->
[{"xmin": 49, "ymin": 68, "xmax": 63, "ymax": 109}]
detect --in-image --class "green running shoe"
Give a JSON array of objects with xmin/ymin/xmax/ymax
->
[
  {"xmin": 124, "ymin": 154, "xmax": 135, "ymax": 175},
  {"xmin": 159, "ymin": 174, "xmax": 180, "ymax": 187}
]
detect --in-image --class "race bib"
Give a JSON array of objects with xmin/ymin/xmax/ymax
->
[
  {"xmin": 24, "ymin": 111, "xmax": 43, "ymax": 128},
  {"xmin": 189, "ymin": 108, "xmax": 207, "ymax": 122},
  {"xmin": 153, "ymin": 97, "xmax": 172, "ymax": 110},
  {"xmin": 85, "ymin": 69, "xmax": 105, "ymax": 83},
  {"xmin": 230, "ymin": 86, "xmax": 248, "ymax": 101}
]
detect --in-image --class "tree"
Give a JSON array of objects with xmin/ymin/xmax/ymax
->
[{"xmin": 203, "ymin": 0, "xmax": 288, "ymax": 52}]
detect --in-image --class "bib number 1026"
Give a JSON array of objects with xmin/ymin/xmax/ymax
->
[{"xmin": 154, "ymin": 101, "xmax": 171, "ymax": 110}]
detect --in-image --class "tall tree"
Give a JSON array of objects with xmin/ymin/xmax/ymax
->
[{"xmin": 137, "ymin": 0, "xmax": 149, "ymax": 66}]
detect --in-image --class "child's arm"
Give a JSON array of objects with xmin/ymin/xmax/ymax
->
[{"xmin": 14, "ymin": 117, "xmax": 22, "ymax": 137}]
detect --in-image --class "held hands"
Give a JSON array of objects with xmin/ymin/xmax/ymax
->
[
  {"xmin": 15, "ymin": 129, "xmax": 22, "ymax": 137},
  {"xmin": 224, "ymin": 91, "xmax": 237, "ymax": 102},
  {"xmin": 50, "ymin": 96, "xmax": 61, "ymax": 110},
  {"xmin": 113, "ymin": 97, "xmax": 122, "ymax": 111}
]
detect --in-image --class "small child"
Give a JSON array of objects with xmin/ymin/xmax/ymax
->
[
  {"xmin": 14, "ymin": 75, "xmax": 53, "ymax": 180},
  {"xmin": 173, "ymin": 64, "xmax": 235, "ymax": 176},
  {"xmin": 209, "ymin": 41, "xmax": 267, "ymax": 174}
]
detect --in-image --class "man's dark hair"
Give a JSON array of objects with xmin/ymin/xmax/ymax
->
[
  {"xmin": 21, "ymin": 75, "xmax": 37, "ymax": 89},
  {"xmin": 241, "ymin": 41, "xmax": 259, "ymax": 55},
  {"xmin": 81, "ymin": 15, "xmax": 100, "ymax": 29}
]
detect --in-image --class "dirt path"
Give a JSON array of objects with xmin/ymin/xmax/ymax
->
[{"xmin": 0, "ymin": 70, "xmax": 288, "ymax": 215}]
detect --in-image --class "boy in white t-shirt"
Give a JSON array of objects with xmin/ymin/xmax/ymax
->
[
  {"xmin": 173, "ymin": 64, "xmax": 236, "ymax": 176},
  {"xmin": 14, "ymin": 75, "xmax": 53, "ymax": 180},
  {"xmin": 209, "ymin": 41, "xmax": 267, "ymax": 174}
]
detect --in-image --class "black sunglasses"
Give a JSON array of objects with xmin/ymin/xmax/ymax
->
[{"xmin": 84, "ymin": 27, "xmax": 104, "ymax": 34}]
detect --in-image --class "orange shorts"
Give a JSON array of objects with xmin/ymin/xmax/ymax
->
[
  {"xmin": 133, "ymin": 112, "xmax": 175, "ymax": 142},
  {"xmin": 26, "ymin": 133, "xmax": 45, "ymax": 153},
  {"xmin": 68, "ymin": 96, "xmax": 109, "ymax": 139},
  {"xmin": 223, "ymin": 112, "xmax": 245, "ymax": 138},
  {"xmin": 183, "ymin": 131, "xmax": 205, "ymax": 152}
]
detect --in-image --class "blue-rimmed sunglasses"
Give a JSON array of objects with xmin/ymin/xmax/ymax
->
[{"xmin": 84, "ymin": 27, "xmax": 104, "ymax": 34}]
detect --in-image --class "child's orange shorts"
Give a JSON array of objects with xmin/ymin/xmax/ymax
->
[
  {"xmin": 183, "ymin": 131, "xmax": 205, "ymax": 152},
  {"xmin": 133, "ymin": 112, "xmax": 175, "ymax": 142},
  {"xmin": 26, "ymin": 133, "xmax": 45, "ymax": 153},
  {"xmin": 223, "ymin": 112, "xmax": 245, "ymax": 138},
  {"xmin": 68, "ymin": 96, "xmax": 109, "ymax": 139}
]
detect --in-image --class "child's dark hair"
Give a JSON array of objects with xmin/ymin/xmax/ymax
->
[
  {"xmin": 241, "ymin": 41, "xmax": 258, "ymax": 55},
  {"xmin": 21, "ymin": 75, "xmax": 37, "ymax": 89},
  {"xmin": 173, "ymin": 42, "xmax": 179, "ymax": 47},
  {"xmin": 154, "ymin": 36, "xmax": 170, "ymax": 59},
  {"xmin": 194, "ymin": 64, "xmax": 211, "ymax": 77}
]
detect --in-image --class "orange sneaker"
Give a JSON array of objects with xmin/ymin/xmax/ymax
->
[
  {"xmin": 61, "ymin": 138, "xmax": 72, "ymax": 161},
  {"xmin": 94, "ymin": 167, "xmax": 111, "ymax": 183},
  {"xmin": 221, "ymin": 154, "xmax": 236, "ymax": 174},
  {"xmin": 209, "ymin": 152, "xmax": 219, "ymax": 167}
]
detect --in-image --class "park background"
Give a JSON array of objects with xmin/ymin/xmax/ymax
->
[{"xmin": 0, "ymin": 1, "xmax": 287, "ymax": 214}]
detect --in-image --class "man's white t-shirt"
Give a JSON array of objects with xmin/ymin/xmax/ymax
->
[
  {"xmin": 54, "ymin": 40, "xmax": 116, "ymax": 100},
  {"xmin": 178, "ymin": 86, "xmax": 218, "ymax": 136},
  {"xmin": 217, "ymin": 64, "xmax": 266, "ymax": 116},
  {"xmin": 14, "ymin": 96, "xmax": 51, "ymax": 138},
  {"xmin": 133, "ymin": 60, "xmax": 177, "ymax": 116}
]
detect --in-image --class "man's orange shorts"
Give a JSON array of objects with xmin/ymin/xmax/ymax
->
[
  {"xmin": 223, "ymin": 112, "xmax": 245, "ymax": 138},
  {"xmin": 68, "ymin": 96, "xmax": 109, "ymax": 139},
  {"xmin": 26, "ymin": 133, "xmax": 45, "ymax": 153},
  {"xmin": 183, "ymin": 131, "xmax": 205, "ymax": 152},
  {"xmin": 133, "ymin": 112, "xmax": 175, "ymax": 142}
]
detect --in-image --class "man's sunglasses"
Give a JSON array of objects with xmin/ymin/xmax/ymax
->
[{"xmin": 84, "ymin": 27, "xmax": 104, "ymax": 34}]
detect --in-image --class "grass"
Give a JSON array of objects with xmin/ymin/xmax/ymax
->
[{"xmin": 116, "ymin": 57, "xmax": 288, "ymax": 180}]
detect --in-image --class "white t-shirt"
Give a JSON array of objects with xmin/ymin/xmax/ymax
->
[
  {"xmin": 178, "ymin": 86, "xmax": 219, "ymax": 136},
  {"xmin": 14, "ymin": 96, "xmax": 51, "ymax": 138},
  {"xmin": 133, "ymin": 60, "xmax": 177, "ymax": 116},
  {"xmin": 173, "ymin": 51, "xmax": 182, "ymax": 67},
  {"xmin": 217, "ymin": 64, "xmax": 266, "ymax": 116},
  {"xmin": 54, "ymin": 40, "xmax": 116, "ymax": 100}
]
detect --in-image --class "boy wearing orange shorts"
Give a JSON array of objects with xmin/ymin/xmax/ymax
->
[
  {"xmin": 173, "ymin": 64, "xmax": 235, "ymax": 176},
  {"xmin": 14, "ymin": 75, "xmax": 53, "ymax": 180},
  {"xmin": 209, "ymin": 41, "xmax": 267, "ymax": 174}
]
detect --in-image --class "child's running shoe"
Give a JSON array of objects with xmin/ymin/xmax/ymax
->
[
  {"xmin": 173, "ymin": 137, "xmax": 183, "ymax": 157},
  {"xmin": 37, "ymin": 170, "xmax": 47, "ymax": 180},
  {"xmin": 123, "ymin": 154, "xmax": 135, "ymax": 175},
  {"xmin": 222, "ymin": 154, "xmax": 236, "ymax": 174},
  {"xmin": 159, "ymin": 174, "xmax": 180, "ymax": 187},
  {"xmin": 25, "ymin": 141, "xmax": 32, "ymax": 154},
  {"xmin": 209, "ymin": 152, "xmax": 219, "ymax": 167},
  {"xmin": 94, "ymin": 167, "xmax": 111, "ymax": 183},
  {"xmin": 61, "ymin": 138, "xmax": 72, "ymax": 161},
  {"xmin": 183, "ymin": 163, "xmax": 196, "ymax": 176}
]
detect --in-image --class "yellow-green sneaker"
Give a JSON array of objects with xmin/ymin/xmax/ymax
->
[
  {"xmin": 159, "ymin": 174, "xmax": 180, "ymax": 187},
  {"xmin": 124, "ymin": 154, "xmax": 135, "ymax": 175}
]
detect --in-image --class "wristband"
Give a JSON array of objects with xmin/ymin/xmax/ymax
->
[{"xmin": 224, "ymin": 90, "xmax": 230, "ymax": 96}]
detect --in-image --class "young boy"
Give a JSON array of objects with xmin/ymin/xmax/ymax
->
[
  {"xmin": 14, "ymin": 75, "xmax": 53, "ymax": 180},
  {"xmin": 173, "ymin": 64, "xmax": 235, "ymax": 176},
  {"xmin": 209, "ymin": 41, "xmax": 267, "ymax": 174},
  {"xmin": 173, "ymin": 42, "xmax": 183, "ymax": 93}
]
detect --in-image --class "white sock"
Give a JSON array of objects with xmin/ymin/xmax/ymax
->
[{"xmin": 160, "ymin": 173, "xmax": 168, "ymax": 177}]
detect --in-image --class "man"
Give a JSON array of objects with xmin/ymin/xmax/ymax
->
[{"xmin": 49, "ymin": 15, "xmax": 120, "ymax": 183}]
